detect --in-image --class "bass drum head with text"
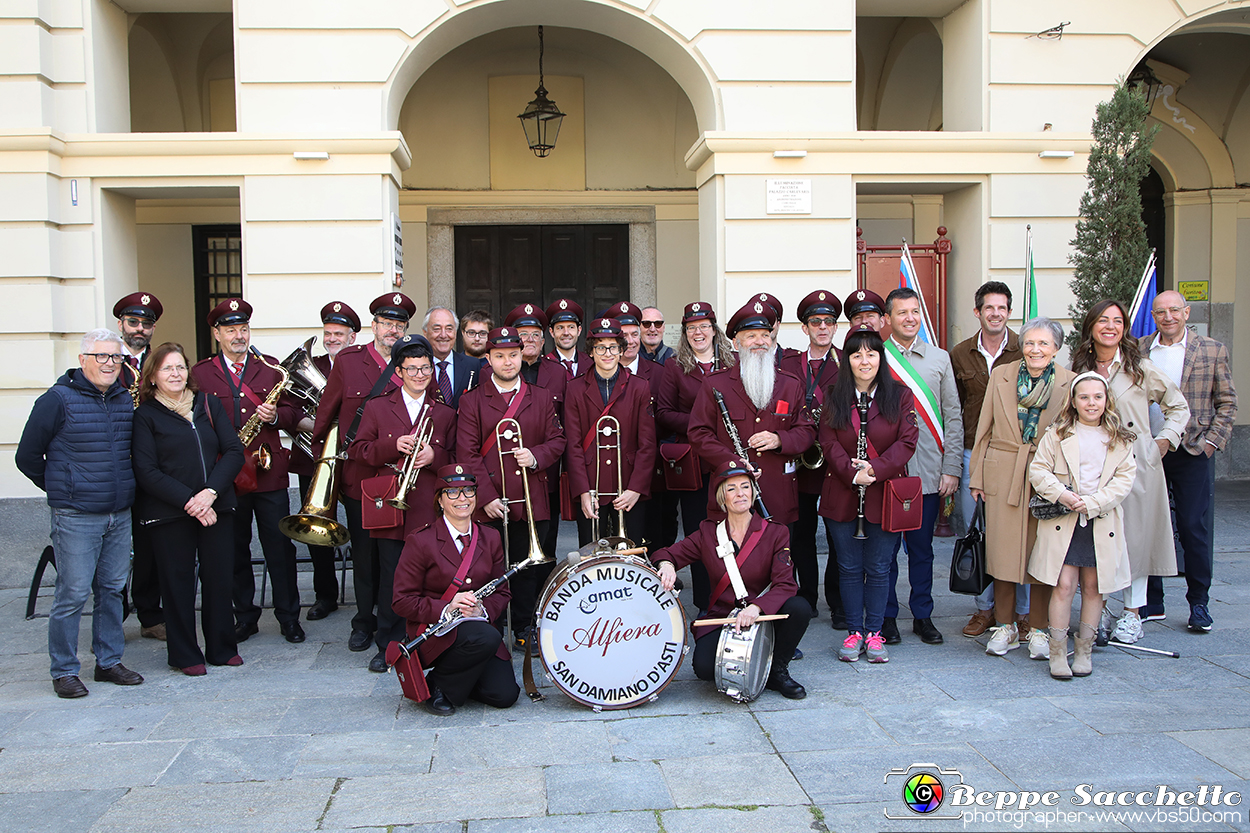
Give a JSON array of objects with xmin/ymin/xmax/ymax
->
[{"xmin": 537, "ymin": 555, "xmax": 687, "ymax": 710}]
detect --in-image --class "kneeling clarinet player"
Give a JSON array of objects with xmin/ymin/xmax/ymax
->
[
  {"xmin": 651, "ymin": 458, "xmax": 811, "ymax": 699},
  {"xmin": 391, "ymin": 465, "xmax": 520, "ymax": 716}
]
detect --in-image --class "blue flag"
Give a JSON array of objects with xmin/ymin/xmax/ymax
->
[{"xmin": 1128, "ymin": 251, "xmax": 1158, "ymax": 340}]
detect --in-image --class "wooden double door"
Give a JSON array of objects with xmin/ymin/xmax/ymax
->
[{"xmin": 454, "ymin": 225, "xmax": 630, "ymax": 329}]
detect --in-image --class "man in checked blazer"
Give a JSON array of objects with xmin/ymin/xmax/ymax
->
[{"xmin": 1140, "ymin": 290, "xmax": 1238, "ymax": 633}]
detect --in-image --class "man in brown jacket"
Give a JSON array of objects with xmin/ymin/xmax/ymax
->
[
  {"xmin": 1141, "ymin": 290, "xmax": 1237, "ymax": 633},
  {"xmin": 949, "ymin": 281, "xmax": 1024, "ymax": 637}
]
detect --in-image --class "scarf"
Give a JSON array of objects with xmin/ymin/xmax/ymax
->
[
  {"xmin": 1016, "ymin": 361, "xmax": 1055, "ymax": 444},
  {"xmin": 156, "ymin": 387, "xmax": 195, "ymax": 422}
]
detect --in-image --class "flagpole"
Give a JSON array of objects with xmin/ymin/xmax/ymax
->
[{"xmin": 1023, "ymin": 224, "xmax": 1032, "ymax": 326}]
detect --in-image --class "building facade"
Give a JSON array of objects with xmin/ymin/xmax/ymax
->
[{"xmin": 2, "ymin": 0, "xmax": 1250, "ymax": 495}]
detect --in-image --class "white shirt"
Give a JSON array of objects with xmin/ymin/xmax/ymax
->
[
  {"xmin": 492, "ymin": 376, "xmax": 520, "ymax": 396},
  {"xmin": 400, "ymin": 389, "xmax": 425, "ymax": 426},
  {"xmin": 976, "ymin": 331, "xmax": 1008, "ymax": 374},
  {"xmin": 444, "ymin": 516, "xmax": 473, "ymax": 552},
  {"xmin": 554, "ymin": 347, "xmax": 578, "ymax": 364},
  {"xmin": 1148, "ymin": 329, "xmax": 1187, "ymax": 388}
]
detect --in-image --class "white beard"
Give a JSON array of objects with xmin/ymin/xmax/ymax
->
[{"xmin": 739, "ymin": 348, "xmax": 776, "ymax": 411}]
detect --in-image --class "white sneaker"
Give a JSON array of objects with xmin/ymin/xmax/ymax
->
[
  {"xmin": 985, "ymin": 623, "xmax": 1019, "ymax": 656},
  {"xmin": 1111, "ymin": 610, "xmax": 1143, "ymax": 644},
  {"xmin": 1027, "ymin": 627, "xmax": 1050, "ymax": 660}
]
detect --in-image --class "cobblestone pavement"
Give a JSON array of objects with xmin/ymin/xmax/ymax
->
[{"xmin": 1, "ymin": 485, "xmax": 1249, "ymax": 832}]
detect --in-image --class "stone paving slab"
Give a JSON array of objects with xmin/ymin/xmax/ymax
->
[
  {"xmin": 754, "ymin": 704, "xmax": 893, "ymax": 752},
  {"xmin": 430, "ymin": 719, "xmax": 613, "ymax": 771},
  {"xmin": 275, "ymin": 693, "xmax": 401, "ymax": 735},
  {"xmin": 1101, "ymin": 653, "xmax": 1250, "ymax": 691},
  {"xmin": 324, "ymin": 768, "xmax": 546, "ymax": 827},
  {"xmin": 818, "ymin": 799, "xmax": 1135, "ymax": 833},
  {"xmin": 658, "ymin": 753, "xmax": 810, "ymax": 808},
  {"xmin": 661, "ymin": 805, "xmax": 820, "ymax": 833},
  {"xmin": 0, "ymin": 739, "xmax": 186, "ymax": 792},
  {"xmin": 293, "ymin": 730, "xmax": 436, "ymax": 778},
  {"xmin": 470, "ymin": 811, "xmax": 660, "ymax": 833},
  {"xmin": 147, "ymin": 698, "xmax": 290, "ymax": 740},
  {"xmin": 1046, "ymin": 686, "xmax": 1250, "ymax": 734},
  {"xmin": 1167, "ymin": 728, "xmax": 1250, "ymax": 779},
  {"xmin": 88, "ymin": 778, "xmax": 338, "ymax": 832},
  {"xmin": 866, "ymin": 695, "xmax": 1099, "ymax": 744},
  {"xmin": 544, "ymin": 760, "xmax": 673, "ymax": 814},
  {"xmin": 0, "ymin": 788, "xmax": 127, "ymax": 833},
  {"xmin": 156, "ymin": 735, "xmax": 310, "ymax": 785},
  {"xmin": 0, "ymin": 702, "xmax": 171, "ymax": 746},
  {"xmin": 604, "ymin": 711, "xmax": 772, "ymax": 761}
]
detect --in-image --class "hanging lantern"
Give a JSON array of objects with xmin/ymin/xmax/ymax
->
[{"xmin": 518, "ymin": 26, "xmax": 565, "ymax": 158}]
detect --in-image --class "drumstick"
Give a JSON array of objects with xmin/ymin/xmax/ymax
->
[
  {"xmin": 693, "ymin": 614, "xmax": 789, "ymax": 627},
  {"xmin": 615, "ymin": 546, "xmax": 649, "ymax": 557}
]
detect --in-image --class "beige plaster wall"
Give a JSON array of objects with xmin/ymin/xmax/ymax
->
[{"xmin": 135, "ymin": 224, "xmax": 197, "ymax": 359}]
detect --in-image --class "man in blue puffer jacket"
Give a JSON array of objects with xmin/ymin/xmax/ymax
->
[{"xmin": 16, "ymin": 328, "xmax": 145, "ymax": 698}]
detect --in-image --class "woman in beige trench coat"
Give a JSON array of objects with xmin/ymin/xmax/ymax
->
[
  {"xmin": 1071, "ymin": 300, "xmax": 1189, "ymax": 644},
  {"xmin": 969, "ymin": 317, "xmax": 1075, "ymax": 660},
  {"xmin": 1028, "ymin": 372, "xmax": 1136, "ymax": 679}
]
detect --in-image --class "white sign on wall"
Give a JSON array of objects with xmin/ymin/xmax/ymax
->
[
  {"xmin": 391, "ymin": 212, "xmax": 404, "ymax": 288},
  {"xmin": 766, "ymin": 178, "xmax": 812, "ymax": 214}
]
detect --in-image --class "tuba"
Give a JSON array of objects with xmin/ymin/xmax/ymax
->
[
  {"xmin": 280, "ymin": 337, "xmax": 329, "ymax": 459},
  {"xmin": 797, "ymin": 405, "xmax": 824, "ymax": 469},
  {"xmin": 238, "ymin": 347, "xmax": 289, "ymax": 471},
  {"xmin": 280, "ymin": 421, "xmax": 350, "ymax": 548},
  {"xmin": 495, "ymin": 417, "xmax": 552, "ymax": 566}
]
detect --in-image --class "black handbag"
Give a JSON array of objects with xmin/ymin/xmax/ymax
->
[
  {"xmin": 949, "ymin": 497, "xmax": 990, "ymax": 596},
  {"xmin": 1028, "ymin": 491, "xmax": 1073, "ymax": 521}
]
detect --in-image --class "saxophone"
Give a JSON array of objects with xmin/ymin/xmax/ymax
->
[
  {"xmin": 238, "ymin": 347, "xmax": 290, "ymax": 471},
  {"xmin": 127, "ymin": 371, "xmax": 142, "ymax": 409}
]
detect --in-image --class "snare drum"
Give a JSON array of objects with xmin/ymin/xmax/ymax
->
[
  {"xmin": 714, "ymin": 620, "xmax": 775, "ymax": 703},
  {"xmin": 537, "ymin": 553, "xmax": 687, "ymax": 710}
]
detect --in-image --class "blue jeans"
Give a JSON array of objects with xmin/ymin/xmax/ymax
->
[
  {"xmin": 829, "ymin": 520, "xmax": 895, "ymax": 634},
  {"xmin": 960, "ymin": 448, "xmax": 1029, "ymax": 615},
  {"xmin": 886, "ymin": 493, "xmax": 940, "ymax": 620},
  {"xmin": 48, "ymin": 507, "xmax": 132, "ymax": 679}
]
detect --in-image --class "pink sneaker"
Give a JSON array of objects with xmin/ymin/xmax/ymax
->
[
  {"xmin": 839, "ymin": 632, "xmax": 865, "ymax": 662},
  {"xmin": 865, "ymin": 632, "xmax": 890, "ymax": 663}
]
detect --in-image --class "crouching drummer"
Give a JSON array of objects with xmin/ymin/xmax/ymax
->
[
  {"xmin": 651, "ymin": 458, "xmax": 811, "ymax": 700},
  {"xmin": 392, "ymin": 465, "xmax": 520, "ymax": 716}
]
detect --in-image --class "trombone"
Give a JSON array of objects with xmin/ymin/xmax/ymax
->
[
  {"xmin": 589, "ymin": 415, "xmax": 629, "ymax": 545},
  {"xmin": 495, "ymin": 417, "xmax": 551, "ymax": 566},
  {"xmin": 387, "ymin": 414, "xmax": 435, "ymax": 510}
]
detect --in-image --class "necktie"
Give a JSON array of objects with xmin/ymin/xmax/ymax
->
[
  {"xmin": 562, "ymin": 359, "xmax": 574, "ymax": 378},
  {"xmin": 438, "ymin": 360, "xmax": 453, "ymax": 405},
  {"xmin": 697, "ymin": 361, "xmax": 712, "ymax": 375},
  {"xmin": 457, "ymin": 533, "xmax": 471, "ymax": 552},
  {"xmin": 231, "ymin": 361, "xmax": 244, "ymax": 382},
  {"xmin": 129, "ymin": 355, "xmax": 141, "ymax": 371},
  {"xmin": 504, "ymin": 388, "xmax": 517, "ymax": 405}
]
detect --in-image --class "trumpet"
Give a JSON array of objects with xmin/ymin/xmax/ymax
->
[
  {"xmin": 589, "ymin": 414, "xmax": 629, "ymax": 545},
  {"xmin": 387, "ymin": 414, "xmax": 435, "ymax": 510},
  {"xmin": 238, "ymin": 347, "xmax": 289, "ymax": 471},
  {"xmin": 495, "ymin": 417, "xmax": 552, "ymax": 566}
]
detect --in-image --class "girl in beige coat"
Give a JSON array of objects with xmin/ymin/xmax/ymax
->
[{"xmin": 1028, "ymin": 373, "xmax": 1136, "ymax": 680}]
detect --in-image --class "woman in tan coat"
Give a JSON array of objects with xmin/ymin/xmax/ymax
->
[
  {"xmin": 1028, "ymin": 372, "xmax": 1136, "ymax": 679},
  {"xmin": 969, "ymin": 317, "xmax": 1075, "ymax": 659}
]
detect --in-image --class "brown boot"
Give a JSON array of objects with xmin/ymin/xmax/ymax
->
[
  {"xmin": 1072, "ymin": 623, "xmax": 1095, "ymax": 677},
  {"xmin": 1048, "ymin": 627, "xmax": 1071, "ymax": 680},
  {"xmin": 962, "ymin": 609, "xmax": 994, "ymax": 637}
]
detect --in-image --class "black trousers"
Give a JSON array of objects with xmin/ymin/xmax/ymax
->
[
  {"xmin": 233, "ymin": 488, "xmax": 300, "ymax": 627},
  {"xmin": 542, "ymin": 487, "xmax": 561, "ymax": 562},
  {"xmin": 691, "ymin": 596, "xmax": 812, "ymax": 681},
  {"xmin": 150, "ymin": 514, "xmax": 237, "ymax": 668},
  {"xmin": 575, "ymin": 502, "xmax": 646, "ymax": 548},
  {"xmin": 643, "ymin": 489, "xmax": 681, "ymax": 553},
  {"xmin": 488, "ymin": 518, "xmax": 552, "ymax": 633},
  {"xmin": 678, "ymin": 474, "xmax": 712, "ymax": 609},
  {"xmin": 342, "ymin": 495, "xmax": 381, "ymax": 634},
  {"xmin": 297, "ymin": 474, "xmax": 341, "ymax": 602},
  {"xmin": 426, "ymin": 621, "xmax": 519, "ymax": 708},
  {"xmin": 791, "ymin": 492, "xmax": 828, "ymax": 612},
  {"xmin": 373, "ymin": 538, "xmax": 406, "ymax": 653},
  {"xmin": 130, "ymin": 507, "xmax": 163, "ymax": 627},
  {"xmin": 1150, "ymin": 448, "xmax": 1216, "ymax": 608}
]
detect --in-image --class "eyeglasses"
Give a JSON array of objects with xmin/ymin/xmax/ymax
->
[
  {"xmin": 1152, "ymin": 307, "xmax": 1186, "ymax": 317},
  {"xmin": 158, "ymin": 364, "xmax": 188, "ymax": 374},
  {"xmin": 641, "ymin": 320, "xmax": 664, "ymax": 328},
  {"xmin": 374, "ymin": 320, "xmax": 406, "ymax": 332},
  {"xmin": 464, "ymin": 329, "xmax": 489, "ymax": 338},
  {"xmin": 592, "ymin": 344, "xmax": 621, "ymax": 355},
  {"xmin": 806, "ymin": 317, "xmax": 837, "ymax": 327},
  {"xmin": 84, "ymin": 353, "xmax": 125, "ymax": 365},
  {"xmin": 685, "ymin": 323, "xmax": 713, "ymax": 333},
  {"xmin": 122, "ymin": 317, "xmax": 155, "ymax": 330},
  {"xmin": 442, "ymin": 486, "xmax": 477, "ymax": 499},
  {"xmin": 518, "ymin": 332, "xmax": 544, "ymax": 342},
  {"xmin": 400, "ymin": 364, "xmax": 434, "ymax": 377}
]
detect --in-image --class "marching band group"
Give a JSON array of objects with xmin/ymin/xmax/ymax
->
[{"xmin": 16, "ymin": 277, "xmax": 1237, "ymax": 708}]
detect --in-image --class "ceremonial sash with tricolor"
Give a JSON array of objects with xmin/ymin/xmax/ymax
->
[{"xmin": 883, "ymin": 340, "xmax": 944, "ymax": 454}]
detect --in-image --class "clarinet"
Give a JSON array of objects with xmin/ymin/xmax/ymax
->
[
  {"xmin": 711, "ymin": 389, "xmax": 771, "ymax": 520},
  {"xmin": 853, "ymin": 391, "xmax": 870, "ymax": 540}
]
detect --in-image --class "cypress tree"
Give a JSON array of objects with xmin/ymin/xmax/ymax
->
[{"xmin": 1067, "ymin": 81, "xmax": 1158, "ymax": 348}]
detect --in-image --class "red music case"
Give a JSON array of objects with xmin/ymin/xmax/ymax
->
[
  {"xmin": 360, "ymin": 475, "xmax": 402, "ymax": 530},
  {"xmin": 881, "ymin": 476, "xmax": 924, "ymax": 533},
  {"xmin": 659, "ymin": 443, "xmax": 702, "ymax": 491}
]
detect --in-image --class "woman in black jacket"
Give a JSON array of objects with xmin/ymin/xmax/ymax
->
[{"xmin": 132, "ymin": 342, "xmax": 245, "ymax": 675}]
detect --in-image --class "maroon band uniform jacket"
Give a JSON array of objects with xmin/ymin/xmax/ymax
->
[
  {"xmin": 817, "ymin": 389, "xmax": 918, "ymax": 524},
  {"xmin": 688, "ymin": 366, "xmax": 816, "ymax": 525},
  {"xmin": 651, "ymin": 514, "xmax": 797, "ymax": 640},
  {"xmin": 779, "ymin": 348, "xmax": 839, "ymax": 494},
  {"xmin": 353, "ymin": 389, "xmax": 456, "ymax": 540},
  {"xmin": 392, "ymin": 520, "xmax": 511, "ymax": 666},
  {"xmin": 312, "ymin": 343, "xmax": 400, "ymax": 500},
  {"xmin": 455, "ymin": 380, "xmax": 566, "ymax": 524},
  {"xmin": 191, "ymin": 352, "xmax": 301, "ymax": 493},
  {"xmin": 564, "ymin": 368, "xmax": 657, "ymax": 505}
]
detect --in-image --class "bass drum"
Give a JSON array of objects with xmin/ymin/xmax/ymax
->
[
  {"xmin": 537, "ymin": 552, "xmax": 687, "ymax": 711},
  {"xmin": 714, "ymin": 620, "xmax": 775, "ymax": 703}
]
